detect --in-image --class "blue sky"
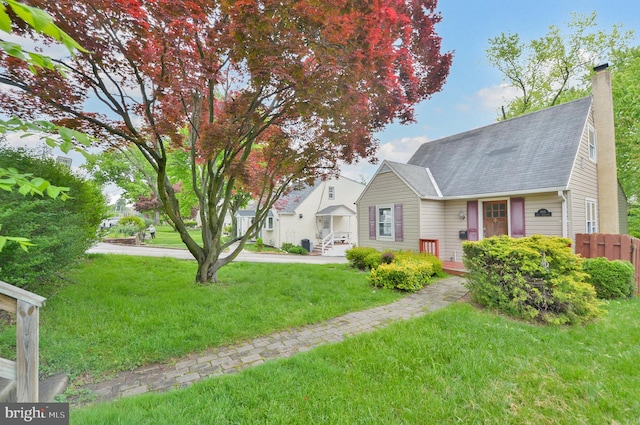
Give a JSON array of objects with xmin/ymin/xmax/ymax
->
[{"xmin": 340, "ymin": 0, "xmax": 640, "ymax": 182}]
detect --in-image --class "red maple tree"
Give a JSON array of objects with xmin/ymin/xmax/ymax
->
[{"xmin": 0, "ymin": 0, "xmax": 451, "ymax": 283}]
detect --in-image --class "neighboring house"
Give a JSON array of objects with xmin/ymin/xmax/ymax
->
[
  {"xmin": 236, "ymin": 176, "xmax": 365, "ymax": 255},
  {"xmin": 356, "ymin": 65, "xmax": 627, "ymax": 262}
]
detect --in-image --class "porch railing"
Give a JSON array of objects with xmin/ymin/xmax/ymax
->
[{"xmin": 321, "ymin": 232, "xmax": 352, "ymax": 254}]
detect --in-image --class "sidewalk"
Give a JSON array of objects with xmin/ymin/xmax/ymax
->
[
  {"xmin": 74, "ymin": 276, "xmax": 468, "ymax": 406},
  {"xmin": 87, "ymin": 242, "xmax": 349, "ymax": 264}
]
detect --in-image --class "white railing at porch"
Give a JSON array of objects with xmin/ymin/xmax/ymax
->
[{"xmin": 321, "ymin": 232, "xmax": 352, "ymax": 254}]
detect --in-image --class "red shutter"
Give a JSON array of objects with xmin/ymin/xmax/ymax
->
[
  {"xmin": 369, "ymin": 206, "xmax": 376, "ymax": 240},
  {"xmin": 511, "ymin": 197, "xmax": 526, "ymax": 238},
  {"xmin": 467, "ymin": 201, "xmax": 479, "ymax": 241},
  {"xmin": 394, "ymin": 204, "xmax": 403, "ymax": 242}
]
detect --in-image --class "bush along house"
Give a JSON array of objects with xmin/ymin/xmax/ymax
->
[{"xmin": 356, "ymin": 65, "xmax": 627, "ymax": 263}]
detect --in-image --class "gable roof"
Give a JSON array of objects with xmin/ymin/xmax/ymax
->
[
  {"xmin": 375, "ymin": 161, "xmax": 443, "ymax": 199},
  {"xmin": 407, "ymin": 97, "xmax": 592, "ymax": 198}
]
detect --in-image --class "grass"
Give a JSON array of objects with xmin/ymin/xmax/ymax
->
[
  {"xmin": 24, "ymin": 255, "xmax": 401, "ymax": 379},
  {"xmin": 142, "ymin": 225, "xmax": 203, "ymax": 248},
  {"xmin": 71, "ymin": 298, "xmax": 640, "ymax": 424},
  {"xmin": 141, "ymin": 225, "xmax": 282, "ymax": 252}
]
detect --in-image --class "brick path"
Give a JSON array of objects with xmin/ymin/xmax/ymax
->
[{"xmin": 75, "ymin": 276, "xmax": 468, "ymax": 405}]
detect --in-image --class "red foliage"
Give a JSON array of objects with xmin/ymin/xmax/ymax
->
[{"xmin": 0, "ymin": 0, "xmax": 451, "ymax": 278}]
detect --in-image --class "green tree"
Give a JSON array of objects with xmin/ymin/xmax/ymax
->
[
  {"xmin": 611, "ymin": 47, "xmax": 640, "ymax": 203},
  {"xmin": 486, "ymin": 12, "xmax": 632, "ymax": 119},
  {"xmin": 0, "ymin": 147, "xmax": 106, "ymax": 288}
]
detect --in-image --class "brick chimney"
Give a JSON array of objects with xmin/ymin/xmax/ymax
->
[{"xmin": 591, "ymin": 63, "xmax": 619, "ymax": 234}]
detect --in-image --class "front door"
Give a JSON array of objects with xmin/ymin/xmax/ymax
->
[{"xmin": 483, "ymin": 201, "xmax": 508, "ymax": 238}]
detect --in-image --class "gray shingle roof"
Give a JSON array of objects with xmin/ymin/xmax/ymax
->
[
  {"xmin": 273, "ymin": 179, "xmax": 319, "ymax": 213},
  {"xmin": 406, "ymin": 97, "xmax": 592, "ymax": 198}
]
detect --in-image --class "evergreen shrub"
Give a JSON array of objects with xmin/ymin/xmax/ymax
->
[
  {"xmin": 462, "ymin": 235, "xmax": 602, "ymax": 325},
  {"xmin": 583, "ymin": 257, "xmax": 635, "ymax": 299}
]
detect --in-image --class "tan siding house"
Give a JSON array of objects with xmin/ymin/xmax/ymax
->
[{"xmin": 356, "ymin": 67, "xmax": 626, "ymax": 260}]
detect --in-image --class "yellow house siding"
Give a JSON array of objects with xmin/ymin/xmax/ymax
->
[
  {"xmin": 523, "ymin": 193, "xmax": 563, "ymax": 236},
  {"xmin": 568, "ymin": 109, "xmax": 599, "ymax": 236},
  {"xmin": 357, "ymin": 171, "xmax": 421, "ymax": 251},
  {"xmin": 441, "ymin": 200, "xmax": 468, "ymax": 262}
]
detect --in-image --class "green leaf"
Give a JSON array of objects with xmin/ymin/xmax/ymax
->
[
  {"xmin": 46, "ymin": 185, "xmax": 61, "ymax": 199},
  {"xmin": 0, "ymin": 236, "xmax": 6, "ymax": 253},
  {"xmin": 0, "ymin": 40, "xmax": 26, "ymax": 59},
  {"xmin": 0, "ymin": 4, "xmax": 11, "ymax": 33}
]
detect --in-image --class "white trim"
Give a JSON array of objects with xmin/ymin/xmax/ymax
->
[
  {"xmin": 425, "ymin": 167, "xmax": 443, "ymax": 198},
  {"xmin": 478, "ymin": 197, "xmax": 511, "ymax": 240},
  {"xmin": 588, "ymin": 125, "xmax": 597, "ymax": 163},
  {"xmin": 585, "ymin": 198, "xmax": 598, "ymax": 234},
  {"xmin": 376, "ymin": 205, "xmax": 394, "ymax": 240}
]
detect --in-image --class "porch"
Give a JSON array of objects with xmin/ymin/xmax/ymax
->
[{"xmin": 316, "ymin": 205, "xmax": 356, "ymax": 256}]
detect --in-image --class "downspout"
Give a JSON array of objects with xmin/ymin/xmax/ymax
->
[{"xmin": 558, "ymin": 190, "xmax": 568, "ymax": 238}]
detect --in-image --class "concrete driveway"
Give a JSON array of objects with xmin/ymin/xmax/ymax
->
[{"xmin": 87, "ymin": 242, "xmax": 349, "ymax": 264}]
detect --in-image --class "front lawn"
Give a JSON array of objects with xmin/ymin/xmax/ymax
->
[
  {"xmin": 0, "ymin": 255, "xmax": 401, "ymax": 380},
  {"xmin": 72, "ymin": 299, "xmax": 640, "ymax": 424}
]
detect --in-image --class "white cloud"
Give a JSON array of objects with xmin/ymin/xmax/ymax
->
[
  {"xmin": 475, "ymin": 83, "xmax": 520, "ymax": 111},
  {"xmin": 338, "ymin": 136, "xmax": 429, "ymax": 183}
]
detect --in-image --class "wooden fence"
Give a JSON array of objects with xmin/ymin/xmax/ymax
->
[
  {"xmin": 0, "ymin": 280, "xmax": 46, "ymax": 402},
  {"xmin": 574, "ymin": 233, "xmax": 640, "ymax": 295}
]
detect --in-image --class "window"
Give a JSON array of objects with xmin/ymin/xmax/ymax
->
[
  {"xmin": 588, "ymin": 126, "xmax": 597, "ymax": 162},
  {"xmin": 586, "ymin": 199, "xmax": 597, "ymax": 234},
  {"xmin": 265, "ymin": 216, "xmax": 274, "ymax": 230},
  {"xmin": 369, "ymin": 204, "xmax": 402, "ymax": 241},
  {"xmin": 377, "ymin": 206, "xmax": 393, "ymax": 238},
  {"xmin": 328, "ymin": 186, "xmax": 335, "ymax": 200}
]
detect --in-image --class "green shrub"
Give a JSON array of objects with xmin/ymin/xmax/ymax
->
[
  {"xmin": 0, "ymin": 147, "xmax": 106, "ymax": 288},
  {"xmin": 583, "ymin": 257, "xmax": 635, "ymax": 299},
  {"xmin": 118, "ymin": 215, "xmax": 146, "ymax": 230},
  {"xmin": 346, "ymin": 247, "xmax": 379, "ymax": 270},
  {"xmin": 364, "ymin": 251, "xmax": 382, "ymax": 270},
  {"xmin": 256, "ymin": 237, "xmax": 264, "ymax": 252},
  {"xmin": 462, "ymin": 235, "xmax": 602, "ymax": 325},
  {"xmin": 286, "ymin": 246, "xmax": 308, "ymax": 255},
  {"xmin": 281, "ymin": 242, "xmax": 294, "ymax": 252},
  {"xmin": 108, "ymin": 225, "xmax": 139, "ymax": 237},
  {"xmin": 369, "ymin": 251, "xmax": 442, "ymax": 292}
]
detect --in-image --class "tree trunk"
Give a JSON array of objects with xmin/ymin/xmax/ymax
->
[{"xmin": 195, "ymin": 258, "xmax": 219, "ymax": 284}]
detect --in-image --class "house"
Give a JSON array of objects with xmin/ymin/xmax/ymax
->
[
  {"xmin": 356, "ymin": 65, "xmax": 627, "ymax": 263},
  {"xmin": 236, "ymin": 176, "xmax": 365, "ymax": 255}
]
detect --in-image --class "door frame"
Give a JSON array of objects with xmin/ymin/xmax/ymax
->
[{"xmin": 478, "ymin": 198, "xmax": 512, "ymax": 240}]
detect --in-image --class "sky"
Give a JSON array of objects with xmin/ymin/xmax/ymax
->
[{"xmin": 339, "ymin": 0, "xmax": 640, "ymax": 182}]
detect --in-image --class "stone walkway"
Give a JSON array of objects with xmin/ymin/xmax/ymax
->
[{"xmin": 74, "ymin": 276, "xmax": 468, "ymax": 406}]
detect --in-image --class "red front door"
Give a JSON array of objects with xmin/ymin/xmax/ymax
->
[{"xmin": 483, "ymin": 201, "xmax": 508, "ymax": 238}]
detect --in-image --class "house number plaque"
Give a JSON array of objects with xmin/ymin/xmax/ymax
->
[{"xmin": 534, "ymin": 208, "xmax": 552, "ymax": 217}]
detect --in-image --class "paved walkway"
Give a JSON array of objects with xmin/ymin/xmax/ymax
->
[{"xmin": 74, "ymin": 276, "xmax": 468, "ymax": 406}]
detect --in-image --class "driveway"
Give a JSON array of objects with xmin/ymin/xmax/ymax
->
[{"xmin": 87, "ymin": 242, "xmax": 349, "ymax": 264}]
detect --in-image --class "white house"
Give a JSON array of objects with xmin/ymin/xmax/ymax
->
[{"xmin": 237, "ymin": 176, "xmax": 365, "ymax": 255}]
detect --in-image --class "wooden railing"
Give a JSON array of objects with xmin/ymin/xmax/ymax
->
[
  {"xmin": 419, "ymin": 239, "xmax": 440, "ymax": 257},
  {"xmin": 0, "ymin": 280, "xmax": 46, "ymax": 402}
]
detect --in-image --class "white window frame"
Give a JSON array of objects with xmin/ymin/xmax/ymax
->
[
  {"xmin": 328, "ymin": 186, "xmax": 335, "ymax": 200},
  {"xmin": 376, "ymin": 205, "xmax": 394, "ymax": 240},
  {"xmin": 585, "ymin": 198, "xmax": 597, "ymax": 234},
  {"xmin": 588, "ymin": 125, "xmax": 597, "ymax": 162},
  {"xmin": 265, "ymin": 216, "xmax": 274, "ymax": 230}
]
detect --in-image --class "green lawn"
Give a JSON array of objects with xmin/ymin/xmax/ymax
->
[
  {"xmin": 21, "ymin": 255, "xmax": 401, "ymax": 380},
  {"xmin": 72, "ymin": 298, "xmax": 640, "ymax": 424},
  {"xmin": 142, "ymin": 225, "xmax": 203, "ymax": 248},
  {"xmin": 142, "ymin": 225, "xmax": 281, "ymax": 252}
]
